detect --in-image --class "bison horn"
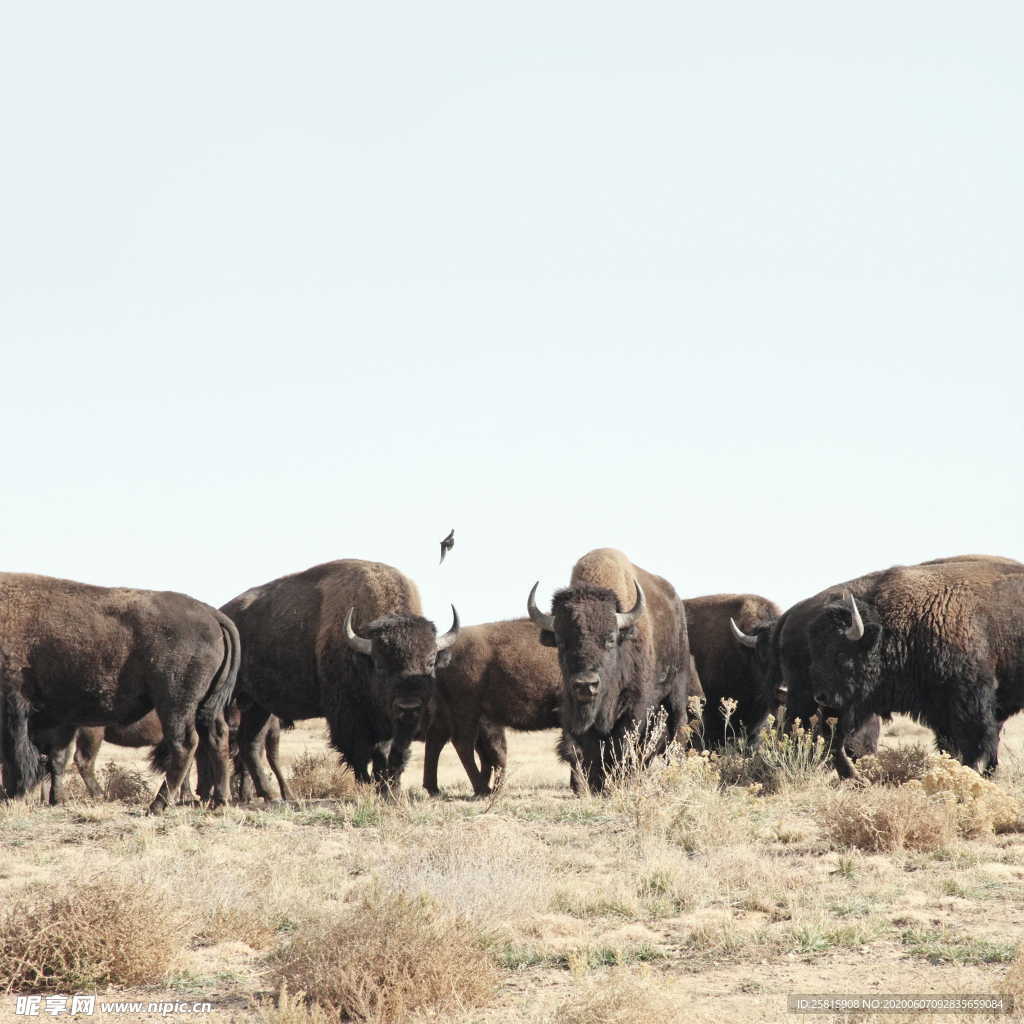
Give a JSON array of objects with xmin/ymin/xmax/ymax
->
[
  {"xmin": 436, "ymin": 605, "xmax": 460, "ymax": 652},
  {"xmin": 730, "ymin": 617, "xmax": 758, "ymax": 649},
  {"xmin": 615, "ymin": 579, "xmax": 646, "ymax": 630},
  {"xmin": 843, "ymin": 591, "xmax": 865, "ymax": 641},
  {"xmin": 343, "ymin": 607, "xmax": 374, "ymax": 656},
  {"xmin": 527, "ymin": 582, "xmax": 555, "ymax": 632}
]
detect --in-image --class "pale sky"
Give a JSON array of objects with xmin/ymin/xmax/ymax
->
[{"xmin": 2, "ymin": 2, "xmax": 1021, "ymax": 629}]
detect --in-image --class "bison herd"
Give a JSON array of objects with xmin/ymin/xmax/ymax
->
[{"xmin": 2, "ymin": 549, "xmax": 1023, "ymax": 811}]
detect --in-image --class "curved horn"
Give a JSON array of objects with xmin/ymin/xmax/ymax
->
[
  {"xmin": 527, "ymin": 581, "xmax": 555, "ymax": 632},
  {"xmin": 343, "ymin": 607, "xmax": 373, "ymax": 656},
  {"xmin": 730, "ymin": 617, "xmax": 758, "ymax": 649},
  {"xmin": 435, "ymin": 604, "xmax": 460, "ymax": 652},
  {"xmin": 615, "ymin": 579, "xmax": 646, "ymax": 630},
  {"xmin": 843, "ymin": 591, "xmax": 865, "ymax": 641}
]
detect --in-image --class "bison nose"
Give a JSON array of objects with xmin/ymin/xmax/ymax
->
[{"xmin": 570, "ymin": 672, "xmax": 600, "ymax": 701}]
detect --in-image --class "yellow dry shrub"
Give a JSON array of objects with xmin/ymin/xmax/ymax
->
[
  {"xmin": 286, "ymin": 752, "xmax": 358, "ymax": 800},
  {"xmin": 911, "ymin": 752, "xmax": 1022, "ymax": 835},
  {"xmin": 824, "ymin": 784, "xmax": 956, "ymax": 853}
]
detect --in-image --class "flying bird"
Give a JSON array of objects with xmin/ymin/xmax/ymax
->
[{"xmin": 439, "ymin": 529, "xmax": 455, "ymax": 565}]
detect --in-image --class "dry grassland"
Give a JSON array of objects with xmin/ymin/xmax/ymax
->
[{"xmin": 2, "ymin": 714, "xmax": 1023, "ymax": 1023}]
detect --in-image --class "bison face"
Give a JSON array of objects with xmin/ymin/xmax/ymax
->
[
  {"xmin": 344, "ymin": 610, "xmax": 459, "ymax": 732},
  {"xmin": 805, "ymin": 593, "xmax": 883, "ymax": 712},
  {"xmin": 543, "ymin": 586, "xmax": 642, "ymax": 735}
]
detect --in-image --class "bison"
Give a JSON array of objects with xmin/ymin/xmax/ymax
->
[
  {"xmin": 527, "ymin": 548, "xmax": 693, "ymax": 792},
  {"xmin": 683, "ymin": 593, "xmax": 781, "ymax": 746},
  {"xmin": 0, "ymin": 573, "xmax": 238, "ymax": 812},
  {"xmin": 773, "ymin": 554, "xmax": 1024, "ymax": 778},
  {"xmin": 222, "ymin": 559, "xmax": 458, "ymax": 798},
  {"xmin": 425, "ymin": 618, "xmax": 562, "ymax": 795},
  {"xmin": 727, "ymin": 599, "xmax": 882, "ymax": 760}
]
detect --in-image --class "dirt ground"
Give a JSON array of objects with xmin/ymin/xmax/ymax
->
[{"xmin": 2, "ymin": 714, "xmax": 1022, "ymax": 1023}]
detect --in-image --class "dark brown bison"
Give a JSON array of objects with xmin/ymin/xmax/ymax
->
[
  {"xmin": 0, "ymin": 573, "xmax": 238, "ymax": 812},
  {"xmin": 527, "ymin": 548, "xmax": 693, "ymax": 793},
  {"xmin": 727, "ymin": 599, "xmax": 882, "ymax": 760},
  {"xmin": 426, "ymin": 618, "xmax": 562, "ymax": 796},
  {"xmin": 683, "ymin": 593, "xmax": 781, "ymax": 746},
  {"xmin": 773, "ymin": 554, "xmax": 1024, "ymax": 778},
  {"xmin": 222, "ymin": 559, "xmax": 458, "ymax": 798}
]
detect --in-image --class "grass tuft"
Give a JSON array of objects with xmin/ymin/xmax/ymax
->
[
  {"xmin": 0, "ymin": 879, "xmax": 190, "ymax": 993},
  {"xmin": 266, "ymin": 890, "xmax": 497, "ymax": 1023}
]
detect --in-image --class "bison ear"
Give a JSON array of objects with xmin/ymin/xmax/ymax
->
[
  {"xmin": 859, "ymin": 622, "xmax": 882, "ymax": 654},
  {"xmin": 539, "ymin": 629, "xmax": 558, "ymax": 648},
  {"xmin": 436, "ymin": 647, "xmax": 454, "ymax": 670}
]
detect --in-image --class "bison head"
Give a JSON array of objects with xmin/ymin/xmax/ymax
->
[
  {"xmin": 729, "ymin": 616, "xmax": 784, "ymax": 708},
  {"xmin": 803, "ymin": 591, "xmax": 883, "ymax": 712},
  {"xmin": 527, "ymin": 580, "xmax": 645, "ymax": 734},
  {"xmin": 344, "ymin": 607, "xmax": 459, "ymax": 731}
]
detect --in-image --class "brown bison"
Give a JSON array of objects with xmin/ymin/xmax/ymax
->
[
  {"xmin": 426, "ymin": 618, "xmax": 562, "ymax": 795},
  {"xmin": 0, "ymin": 573, "xmax": 238, "ymax": 812},
  {"xmin": 773, "ymin": 554, "xmax": 1024, "ymax": 778},
  {"xmin": 222, "ymin": 559, "xmax": 458, "ymax": 798},
  {"xmin": 683, "ymin": 593, "xmax": 781, "ymax": 745},
  {"xmin": 527, "ymin": 548, "xmax": 693, "ymax": 792}
]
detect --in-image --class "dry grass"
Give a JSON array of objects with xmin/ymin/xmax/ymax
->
[
  {"xmin": 0, "ymin": 879, "xmax": 190, "ymax": 993},
  {"xmin": 379, "ymin": 820, "xmax": 552, "ymax": 926},
  {"xmin": 2, "ymin": 720, "xmax": 1023, "ymax": 1023},
  {"xmin": 254, "ymin": 983, "xmax": 336, "ymax": 1024},
  {"xmin": 823, "ymin": 784, "xmax": 957, "ymax": 853},
  {"xmin": 100, "ymin": 761, "xmax": 154, "ymax": 803},
  {"xmin": 286, "ymin": 751, "xmax": 358, "ymax": 799},
  {"xmin": 825, "ymin": 751, "xmax": 1024, "ymax": 852},
  {"xmin": 266, "ymin": 890, "xmax": 498, "ymax": 1023},
  {"xmin": 856, "ymin": 743, "xmax": 933, "ymax": 786},
  {"xmin": 555, "ymin": 969, "xmax": 686, "ymax": 1024}
]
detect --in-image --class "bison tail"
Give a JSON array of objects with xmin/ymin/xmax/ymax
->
[
  {"xmin": 1, "ymin": 688, "xmax": 44, "ymax": 795},
  {"xmin": 149, "ymin": 738, "xmax": 174, "ymax": 776},
  {"xmin": 196, "ymin": 611, "xmax": 241, "ymax": 728}
]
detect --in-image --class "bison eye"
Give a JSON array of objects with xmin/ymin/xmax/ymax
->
[{"xmin": 604, "ymin": 637, "xmax": 616, "ymax": 650}]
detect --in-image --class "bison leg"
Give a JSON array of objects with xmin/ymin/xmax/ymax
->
[
  {"xmin": 74, "ymin": 728, "xmax": 106, "ymax": 800},
  {"xmin": 238, "ymin": 702, "xmax": 279, "ymax": 802},
  {"xmin": 148, "ymin": 718, "xmax": 198, "ymax": 814},
  {"xmin": 378, "ymin": 735, "xmax": 414, "ymax": 797},
  {"xmin": 264, "ymin": 717, "xmax": 294, "ymax": 801},
  {"xmin": 43, "ymin": 729, "xmax": 76, "ymax": 806},
  {"xmin": 476, "ymin": 721, "xmax": 507, "ymax": 792},
  {"xmin": 422, "ymin": 715, "xmax": 449, "ymax": 796},
  {"xmin": 370, "ymin": 743, "xmax": 389, "ymax": 785},
  {"xmin": 450, "ymin": 725, "xmax": 490, "ymax": 796},
  {"xmin": 195, "ymin": 709, "xmax": 231, "ymax": 807}
]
